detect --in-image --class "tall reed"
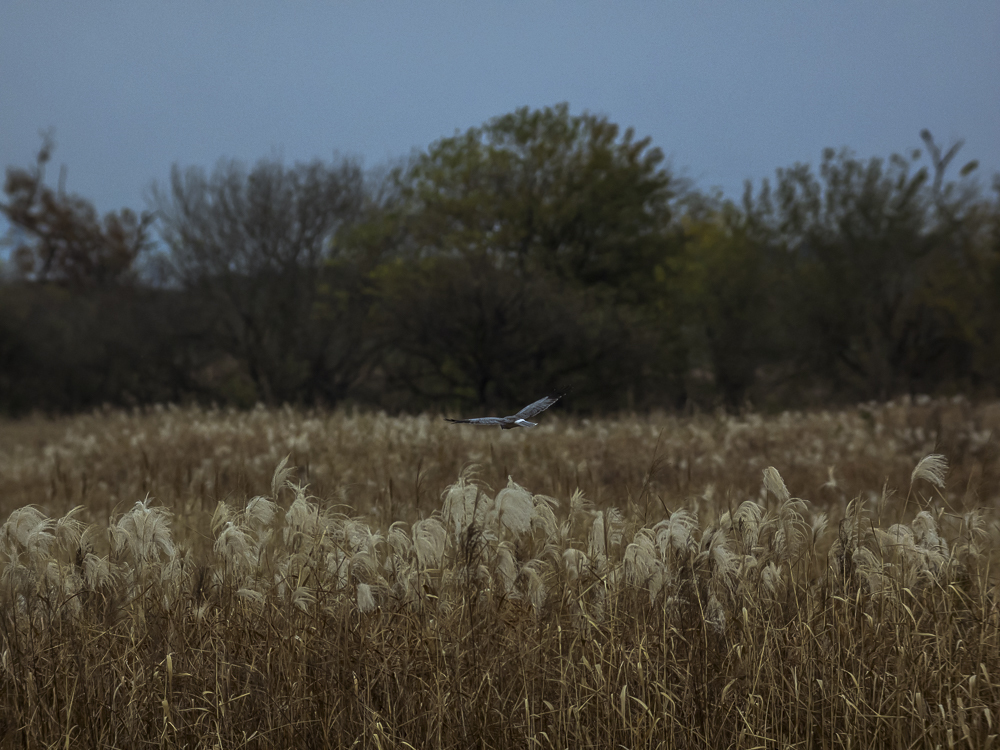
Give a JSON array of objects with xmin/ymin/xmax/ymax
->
[{"xmin": 1, "ymin": 403, "xmax": 997, "ymax": 748}]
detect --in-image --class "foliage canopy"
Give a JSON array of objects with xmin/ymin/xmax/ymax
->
[{"xmin": 1, "ymin": 112, "xmax": 997, "ymax": 415}]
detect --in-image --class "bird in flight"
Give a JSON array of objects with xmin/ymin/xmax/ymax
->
[{"xmin": 445, "ymin": 392, "xmax": 564, "ymax": 430}]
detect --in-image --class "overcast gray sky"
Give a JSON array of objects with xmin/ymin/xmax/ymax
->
[{"xmin": 2, "ymin": 2, "xmax": 998, "ymax": 223}]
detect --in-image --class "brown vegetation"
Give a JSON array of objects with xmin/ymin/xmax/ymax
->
[{"xmin": 1, "ymin": 397, "xmax": 999, "ymax": 747}]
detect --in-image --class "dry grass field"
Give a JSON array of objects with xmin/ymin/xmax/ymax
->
[{"xmin": 1, "ymin": 396, "xmax": 999, "ymax": 748}]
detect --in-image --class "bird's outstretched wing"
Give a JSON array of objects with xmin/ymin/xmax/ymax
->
[
  {"xmin": 512, "ymin": 392, "xmax": 564, "ymax": 420},
  {"xmin": 445, "ymin": 417, "xmax": 509, "ymax": 426}
]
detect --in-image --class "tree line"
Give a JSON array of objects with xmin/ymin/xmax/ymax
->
[{"xmin": 2, "ymin": 105, "xmax": 998, "ymax": 416}]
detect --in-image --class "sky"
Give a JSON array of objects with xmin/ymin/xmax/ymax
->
[{"xmin": 1, "ymin": 2, "xmax": 998, "ymax": 229}]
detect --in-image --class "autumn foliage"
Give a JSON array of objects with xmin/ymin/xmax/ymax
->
[{"xmin": 2, "ymin": 109, "xmax": 999, "ymax": 415}]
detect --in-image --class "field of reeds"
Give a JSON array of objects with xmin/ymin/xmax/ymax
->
[{"xmin": 1, "ymin": 396, "xmax": 999, "ymax": 748}]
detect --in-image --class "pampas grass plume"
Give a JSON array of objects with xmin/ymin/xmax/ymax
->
[
  {"xmin": 412, "ymin": 517, "xmax": 447, "ymax": 569},
  {"xmin": 763, "ymin": 466, "xmax": 791, "ymax": 504},
  {"xmin": 911, "ymin": 454, "xmax": 948, "ymax": 489},
  {"xmin": 495, "ymin": 477, "xmax": 534, "ymax": 537}
]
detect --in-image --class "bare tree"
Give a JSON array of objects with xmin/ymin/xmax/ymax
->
[{"xmin": 153, "ymin": 156, "xmax": 372, "ymax": 405}]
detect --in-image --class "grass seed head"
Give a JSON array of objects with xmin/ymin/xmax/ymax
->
[
  {"xmin": 245, "ymin": 496, "xmax": 279, "ymax": 529},
  {"xmin": 214, "ymin": 521, "xmax": 255, "ymax": 578},
  {"xmin": 911, "ymin": 453, "xmax": 948, "ymax": 489},
  {"xmin": 654, "ymin": 509, "xmax": 698, "ymax": 560},
  {"xmin": 763, "ymin": 466, "xmax": 791, "ymax": 504},
  {"xmin": 1, "ymin": 507, "xmax": 54, "ymax": 559},
  {"xmin": 624, "ymin": 530, "xmax": 657, "ymax": 586},
  {"xmin": 495, "ymin": 477, "xmax": 534, "ymax": 537},
  {"xmin": 111, "ymin": 497, "xmax": 175, "ymax": 564},
  {"xmin": 412, "ymin": 517, "xmax": 447, "ymax": 569},
  {"xmin": 356, "ymin": 582, "xmax": 376, "ymax": 613},
  {"xmin": 562, "ymin": 548, "xmax": 588, "ymax": 582}
]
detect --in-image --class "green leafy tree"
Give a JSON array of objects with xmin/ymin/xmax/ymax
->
[
  {"xmin": 369, "ymin": 254, "xmax": 651, "ymax": 410},
  {"xmin": 361, "ymin": 104, "xmax": 684, "ymax": 408},
  {"xmin": 399, "ymin": 103, "xmax": 682, "ymax": 302},
  {"xmin": 656, "ymin": 198, "xmax": 789, "ymax": 408},
  {"xmin": 744, "ymin": 134, "xmax": 991, "ymax": 400}
]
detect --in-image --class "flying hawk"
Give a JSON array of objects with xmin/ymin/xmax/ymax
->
[{"xmin": 445, "ymin": 393, "xmax": 564, "ymax": 430}]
